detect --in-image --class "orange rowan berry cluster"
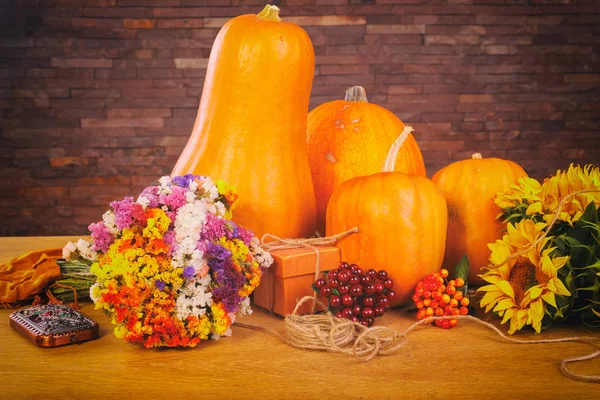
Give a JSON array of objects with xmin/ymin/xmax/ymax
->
[{"xmin": 412, "ymin": 269, "xmax": 470, "ymax": 329}]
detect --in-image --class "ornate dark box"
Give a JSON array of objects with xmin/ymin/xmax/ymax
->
[{"xmin": 10, "ymin": 304, "xmax": 99, "ymax": 347}]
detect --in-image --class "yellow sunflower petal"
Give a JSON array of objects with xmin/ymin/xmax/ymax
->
[
  {"xmin": 552, "ymin": 255, "xmax": 569, "ymax": 271},
  {"xmin": 528, "ymin": 299, "xmax": 544, "ymax": 333},
  {"xmin": 501, "ymin": 307, "xmax": 517, "ymax": 325},
  {"xmin": 522, "ymin": 285, "xmax": 544, "ymax": 306},
  {"xmin": 478, "ymin": 272, "xmax": 502, "ymax": 284},
  {"xmin": 493, "ymin": 298, "xmax": 517, "ymax": 313},
  {"xmin": 526, "ymin": 202, "xmax": 543, "ymax": 215},
  {"xmin": 494, "ymin": 280, "xmax": 516, "ymax": 299},
  {"xmin": 540, "ymin": 256, "xmax": 558, "ymax": 279},
  {"xmin": 480, "ymin": 290, "xmax": 506, "ymax": 312},
  {"xmin": 517, "ymin": 309, "xmax": 529, "ymax": 331},
  {"xmin": 549, "ymin": 278, "xmax": 571, "ymax": 297},
  {"xmin": 541, "ymin": 291, "xmax": 557, "ymax": 309}
]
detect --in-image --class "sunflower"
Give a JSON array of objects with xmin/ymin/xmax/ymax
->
[
  {"xmin": 494, "ymin": 176, "xmax": 542, "ymax": 213},
  {"xmin": 478, "ymin": 219, "xmax": 570, "ymax": 334},
  {"xmin": 538, "ymin": 164, "xmax": 600, "ymax": 225},
  {"xmin": 496, "ymin": 164, "xmax": 600, "ymax": 226}
]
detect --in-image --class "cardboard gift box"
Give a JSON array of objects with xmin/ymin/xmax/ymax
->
[{"xmin": 253, "ymin": 246, "xmax": 341, "ymax": 316}]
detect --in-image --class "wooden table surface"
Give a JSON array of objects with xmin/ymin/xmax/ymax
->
[{"xmin": 0, "ymin": 236, "xmax": 598, "ymax": 399}]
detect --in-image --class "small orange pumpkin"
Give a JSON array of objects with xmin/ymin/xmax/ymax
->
[
  {"xmin": 431, "ymin": 153, "xmax": 528, "ymax": 285},
  {"xmin": 307, "ymin": 86, "xmax": 426, "ymax": 235},
  {"xmin": 172, "ymin": 5, "xmax": 316, "ymax": 239},
  {"xmin": 326, "ymin": 132, "xmax": 447, "ymax": 307}
]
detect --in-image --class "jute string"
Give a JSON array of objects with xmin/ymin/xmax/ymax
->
[
  {"xmin": 236, "ymin": 296, "xmax": 600, "ymax": 382},
  {"xmin": 234, "ymin": 188, "xmax": 600, "ymax": 382}
]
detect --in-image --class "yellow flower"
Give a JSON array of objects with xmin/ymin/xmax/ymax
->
[
  {"xmin": 478, "ymin": 219, "xmax": 570, "ymax": 334},
  {"xmin": 539, "ymin": 164, "xmax": 600, "ymax": 225},
  {"xmin": 495, "ymin": 177, "xmax": 543, "ymax": 212}
]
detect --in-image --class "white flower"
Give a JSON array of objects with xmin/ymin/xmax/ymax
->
[
  {"xmin": 238, "ymin": 297, "xmax": 253, "ymax": 316},
  {"xmin": 89, "ymin": 282, "xmax": 101, "ymax": 304},
  {"xmin": 158, "ymin": 175, "xmax": 171, "ymax": 188},
  {"xmin": 201, "ymin": 177, "xmax": 218, "ymax": 200},
  {"xmin": 215, "ymin": 201, "xmax": 226, "ymax": 217},
  {"xmin": 185, "ymin": 191, "xmax": 196, "ymax": 203},
  {"xmin": 188, "ymin": 180, "xmax": 198, "ymax": 193},
  {"xmin": 102, "ymin": 211, "xmax": 118, "ymax": 235},
  {"xmin": 250, "ymin": 238, "xmax": 273, "ymax": 269},
  {"xmin": 62, "ymin": 241, "xmax": 77, "ymax": 260},
  {"xmin": 175, "ymin": 278, "xmax": 213, "ymax": 320},
  {"xmin": 179, "ymin": 237, "xmax": 197, "ymax": 254},
  {"xmin": 136, "ymin": 196, "xmax": 150, "ymax": 209},
  {"xmin": 228, "ymin": 312, "xmax": 237, "ymax": 324},
  {"xmin": 76, "ymin": 238, "xmax": 97, "ymax": 261},
  {"xmin": 210, "ymin": 327, "xmax": 232, "ymax": 341}
]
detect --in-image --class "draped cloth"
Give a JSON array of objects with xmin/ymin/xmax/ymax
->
[{"xmin": 0, "ymin": 249, "xmax": 62, "ymax": 303}]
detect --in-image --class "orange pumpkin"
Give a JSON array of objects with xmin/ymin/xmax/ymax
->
[
  {"xmin": 307, "ymin": 86, "xmax": 426, "ymax": 235},
  {"xmin": 326, "ymin": 133, "xmax": 447, "ymax": 307},
  {"xmin": 431, "ymin": 153, "xmax": 528, "ymax": 285},
  {"xmin": 172, "ymin": 5, "xmax": 316, "ymax": 239}
]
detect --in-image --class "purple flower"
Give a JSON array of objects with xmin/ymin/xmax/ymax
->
[
  {"xmin": 183, "ymin": 266, "xmax": 195, "ymax": 279},
  {"xmin": 206, "ymin": 243, "xmax": 232, "ymax": 271},
  {"xmin": 88, "ymin": 222, "xmax": 114, "ymax": 253},
  {"xmin": 155, "ymin": 279, "xmax": 166, "ymax": 291},
  {"xmin": 163, "ymin": 230, "xmax": 176, "ymax": 255},
  {"xmin": 110, "ymin": 197, "xmax": 138, "ymax": 230},
  {"xmin": 202, "ymin": 213, "xmax": 227, "ymax": 241},
  {"xmin": 171, "ymin": 174, "xmax": 196, "ymax": 188},
  {"xmin": 159, "ymin": 186, "xmax": 187, "ymax": 211},
  {"xmin": 212, "ymin": 284, "xmax": 242, "ymax": 313},
  {"xmin": 237, "ymin": 226, "xmax": 255, "ymax": 246},
  {"xmin": 139, "ymin": 186, "xmax": 160, "ymax": 209}
]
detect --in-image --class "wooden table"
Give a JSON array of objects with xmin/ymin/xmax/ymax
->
[{"xmin": 0, "ymin": 237, "xmax": 598, "ymax": 399}]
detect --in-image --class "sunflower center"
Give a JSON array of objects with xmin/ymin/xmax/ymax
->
[{"xmin": 508, "ymin": 258, "xmax": 545, "ymax": 305}]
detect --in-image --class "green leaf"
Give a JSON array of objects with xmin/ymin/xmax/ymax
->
[
  {"xmin": 454, "ymin": 255, "xmax": 470, "ymax": 294},
  {"xmin": 454, "ymin": 255, "xmax": 470, "ymax": 282},
  {"xmin": 578, "ymin": 202, "xmax": 598, "ymax": 226}
]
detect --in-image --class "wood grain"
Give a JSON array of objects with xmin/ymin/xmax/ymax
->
[{"xmin": 0, "ymin": 236, "xmax": 598, "ymax": 399}]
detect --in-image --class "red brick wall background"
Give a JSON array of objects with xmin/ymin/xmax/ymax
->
[{"xmin": 1, "ymin": 0, "xmax": 599, "ymax": 236}]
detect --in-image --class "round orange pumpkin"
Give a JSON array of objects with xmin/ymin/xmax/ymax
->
[
  {"xmin": 326, "ymin": 137, "xmax": 447, "ymax": 307},
  {"xmin": 431, "ymin": 153, "xmax": 528, "ymax": 285},
  {"xmin": 307, "ymin": 86, "xmax": 426, "ymax": 235},
  {"xmin": 172, "ymin": 5, "xmax": 316, "ymax": 239}
]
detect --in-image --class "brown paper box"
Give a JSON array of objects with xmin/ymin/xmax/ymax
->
[{"xmin": 253, "ymin": 246, "xmax": 341, "ymax": 317}]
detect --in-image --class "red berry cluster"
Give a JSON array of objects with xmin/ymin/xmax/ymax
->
[
  {"xmin": 313, "ymin": 262, "xmax": 396, "ymax": 327},
  {"xmin": 412, "ymin": 268, "xmax": 470, "ymax": 329}
]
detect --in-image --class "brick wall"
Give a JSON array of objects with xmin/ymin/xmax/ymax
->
[{"xmin": 1, "ymin": 0, "xmax": 599, "ymax": 236}]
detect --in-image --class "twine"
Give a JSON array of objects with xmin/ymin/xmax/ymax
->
[
  {"xmin": 236, "ymin": 295, "xmax": 600, "ymax": 382},
  {"xmin": 46, "ymin": 282, "xmax": 80, "ymax": 309}
]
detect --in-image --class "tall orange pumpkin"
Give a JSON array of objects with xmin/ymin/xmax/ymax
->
[
  {"xmin": 431, "ymin": 153, "xmax": 528, "ymax": 285},
  {"xmin": 326, "ymin": 136, "xmax": 447, "ymax": 307},
  {"xmin": 307, "ymin": 86, "xmax": 426, "ymax": 235},
  {"xmin": 172, "ymin": 5, "xmax": 316, "ymax": 239}
]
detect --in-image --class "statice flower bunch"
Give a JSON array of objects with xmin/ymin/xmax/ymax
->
[{"xmin": 87, "ymin": 174, "xmax": 272, "ymax": 347}]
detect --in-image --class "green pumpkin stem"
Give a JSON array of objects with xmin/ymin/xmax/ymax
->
[
  {"xmin": 382, "ymin": 125, "xmax": 414, "ymax": 173},
  {"xmin": 257, "ymin": 5, "xmax": 281, "ymax": 22},
  {"xmin": 344, "ymin": 86, "xmax": 368, "ymax": 102}
]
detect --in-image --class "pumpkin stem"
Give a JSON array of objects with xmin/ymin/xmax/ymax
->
[
  {"xmin": 344, "ymin": 86, "xmax": 368, "ymax": 103},
  {"xmin": 382, "ymin": 125, "xmax": 414, "ymax": 173},
  {"xmin": 257, "ymin": 5, "xmax": 281, "ymax": 22},
  {"xmin": 472, "ymin": 153, "xmax": 483, "ymax": 159}
]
